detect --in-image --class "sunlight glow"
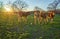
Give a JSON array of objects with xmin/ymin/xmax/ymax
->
[
  {"xmin": 4, "ymin": 6, "xmax": 11, "ymax": 12},
  {"xmin": 4, "ymin": 5, "xmax": 14, "ymax": 15}
]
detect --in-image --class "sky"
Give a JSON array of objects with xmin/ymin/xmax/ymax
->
[
  {"xmin": 24, "ymin": 0, "xmax": 54, "ymax": 11},
  {"xmin": 0, "ymin": 0, "xmax": 60, "ymax": 11}
]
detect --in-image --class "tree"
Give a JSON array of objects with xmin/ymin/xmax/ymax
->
[
  {"xmin": 12, "ymin": 0, "xmax": 28, "ymax": 11},
  {"xmin": 34, "ymin": 6, "xmax": 44, "ymax": 11},
  {"xmin": 0, "ymin": 1, "xmax": 3, "ymax": 12},
  {"xmin": 34, "ymin": 6, "xmax": 40, "ymax": 11},
  {"xmin": 47, "ymin": 0, "xmax": 60, "ymax": 11}
]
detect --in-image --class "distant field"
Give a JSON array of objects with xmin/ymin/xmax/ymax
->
[{"xmin": 0, "ymin": 13, "xmax": 60, "ymax": 39}]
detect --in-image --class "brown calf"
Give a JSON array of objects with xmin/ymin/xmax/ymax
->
[
  {"xmin": 18, "ymin": 11, "xmax": 31, "ymax": 23},
  {"xmin": 34, "ymin": 11, "xmax": 40, "ymax": 24},
  {"xmin": 48, "ymin": 10, "xmax": 55, "ymax": 23}
]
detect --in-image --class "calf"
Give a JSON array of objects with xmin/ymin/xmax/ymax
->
[
  {"xmin": 39, "ymin": 11, "xmax": 49, "ymax": 24},
  {"xmin": 34, "ymin": 11, "xmax": 40, "ymax": 24},
  {"xmin": 18, "ymin": 11, "xmax": 31, "ymax": 23},
  {"xmin": 48, "ymin": 11, "xmax": 55, "ymax": 23}
]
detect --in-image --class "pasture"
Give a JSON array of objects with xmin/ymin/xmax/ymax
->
[{"xmin": 0, "ymin": 13, "xmax": 60, "ymax": 39}]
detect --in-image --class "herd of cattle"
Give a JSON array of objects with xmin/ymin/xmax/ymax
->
[
  {"xmin": 15, "ymin": 10, "xmax": 55, "ymax": 24},
  {"xmin": 34, "ymin": 10, "xmax": 55, "ymax": 24}
]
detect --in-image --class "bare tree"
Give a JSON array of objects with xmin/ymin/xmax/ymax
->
[
  {"xmin": 34, "ymin": 6, "xmax": 40, "ymax": 11},
  {"xmin": 47, "ymin": 0, "xmax": 60, "ymax": 10},
  {"xmin": 34, "ymin": 6, "xmax": 44, "ymax": 11},
  {"xmin": 0, "ymin": 1, "xmax": 3, "ymax": 12},
  {"xmin": 12, "ymin": 0, "xmax": 28, "ymax": 11}
]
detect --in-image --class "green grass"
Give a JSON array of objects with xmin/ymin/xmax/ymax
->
[{"xmin": 0, "ymin": 13, "xmax": 60, "ymax": 39}]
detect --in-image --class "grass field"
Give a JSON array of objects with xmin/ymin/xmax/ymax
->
[{"xmin": 0, "ymin": 13, "xmax": 60, "ymax": 39}]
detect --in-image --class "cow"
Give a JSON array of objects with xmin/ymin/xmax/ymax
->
[
  {"xmin": 34, "ymin": 10, "xmax": 55, "ymax": 24},
  {"xmin": 47, "ymin": 10, "xmax": 55, "ymax": 23},
  {"xmin": 17, "ymin": 11, "xmax": 32, "ymax": 23},
  {"xmin": 37, "ymin": 11, "xmax": 49, "ymax": 24},
  {"xmin": 34, "ymin": 11, "xmax": 40, "ymax": 24},
  {"xmin": 39, "ymin": 10, "xmax": 55, "ymax": 24}
]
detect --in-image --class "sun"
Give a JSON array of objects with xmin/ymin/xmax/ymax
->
[
  {"xmin": 4, "ymin": 5, "xmax": 13, "ymax": 12},
  {"xmin": 4, "ymin": 5, "xmax": 14, "ymax": 15},
  {"xmin": 4, "ymin": 6, "xmax": 11, "ymax": 12}
]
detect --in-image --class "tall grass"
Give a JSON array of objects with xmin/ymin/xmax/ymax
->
[{"xmin": 0, "ymin": 13, "xmax": 60, "ymax": 39}]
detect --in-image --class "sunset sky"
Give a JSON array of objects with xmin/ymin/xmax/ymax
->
[{"xmin": 0, "ymin": 0, "xmax": 60, "ymax": 11}]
